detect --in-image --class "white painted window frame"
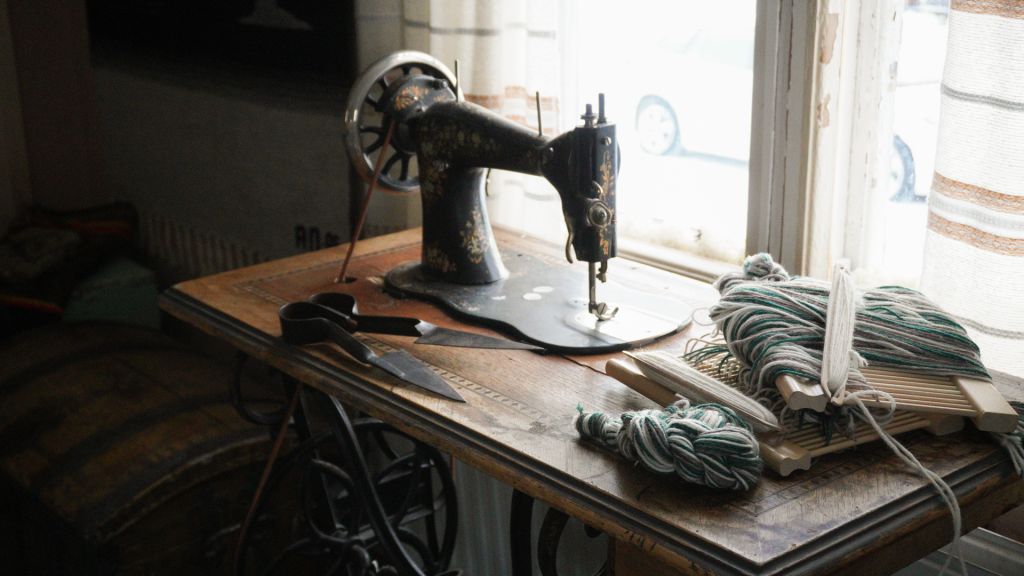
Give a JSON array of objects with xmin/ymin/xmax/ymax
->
[
  {"xmin": 803, "ymin": 0, "xmax": 907, "ymax": 279},
  {"xmin": 746, "ymin": 0, "xmax": 817, "ymax": 275},
  {"xmin": 748, "ymin": 0, "xmax": 907, "ymax": 279}
]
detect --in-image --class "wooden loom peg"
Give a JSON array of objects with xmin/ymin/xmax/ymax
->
[
  {"xmin": 776, "ymin": 375, "xmax": 829, "ymax": 412},
  {"xmin": 777, "ymin": 369, "xmax": 1017, "ymax": 433},
  {"xmin": 606, "ymin": 358, "xmax": 677, "ymax": 406},
  {"xmin": 923, "ymin": 413, "xmax": 966, "ymax": 436},
  {"xmin": 957, "ymin": 376, "xmax": 1020, "ymax": 433},
  {"xmin": 759, "ymin": 435, "xmax": 812, "ymax": 477}
]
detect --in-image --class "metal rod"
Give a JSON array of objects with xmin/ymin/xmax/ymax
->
[
  {"xmin": 335, "ymin": 119, "xmax": 397, "ymax": 283},
  {"xmin": 535, "ymin": 91, "xmax": 543, "ymax": 137},
  {"xmin": 454, "ymin": 59, "xmax": 461, "ymax": 101},
  {"xmin": 588, "ymin": 261, "xmax": 618, "ymax": 321},
  {"xmin": 588, "ymin": 262, "xmax": 597, "ymax": 314},
  {"xmin": 233, "ymin": 381, "xmax": 303, "ymax": 575}
]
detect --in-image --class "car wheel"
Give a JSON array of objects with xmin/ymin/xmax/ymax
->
[
  {"xmin": 889, "ymin": 134, "xmax": 919, "ymax": 202},
  {"xmin": 635, "ymin": 96, "xmax": 679, "ymax": 156}
]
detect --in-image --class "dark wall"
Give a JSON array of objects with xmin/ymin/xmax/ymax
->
[{"xmin": 88, "ymin": 0, "xmax": 358, "ymax": 273}]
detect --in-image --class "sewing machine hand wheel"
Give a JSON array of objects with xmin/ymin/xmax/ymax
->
[{"xmin": 343, "ymin": 51, "xmax": 462, "ymax": 193}]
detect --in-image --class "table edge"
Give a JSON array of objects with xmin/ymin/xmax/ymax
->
[{"xmin": 160, "ymin": 286, "xmax": 1023, "ymax": 576}]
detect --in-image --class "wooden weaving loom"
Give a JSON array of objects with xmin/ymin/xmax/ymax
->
[
  {"xmin": 607, "ymin": 352, "xmax": 1017, "ymax": 477},
  {"xmin": 777, "ymin": 367, "xmax": 1019, "ymax": 432}
]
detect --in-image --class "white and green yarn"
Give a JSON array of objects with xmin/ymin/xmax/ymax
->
[
  {"xmin": 574, "ymin": 251, "xmax": 1024, "ymax": 515},
  {"xmin": 575, "ymin": 399, "xmax": 762, "ymax": 491},
  {"xmin": 699, "ymin": 253, "xmax": 989, "ymax": 407}
]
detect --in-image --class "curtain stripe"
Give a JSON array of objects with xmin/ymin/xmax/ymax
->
[
  {"xmin": 927, "ymin": 212, "xmax": 1024, "ymax": 256},
  {"xmin": 929, "ymin": 192, "xmax": 1024, "ymax": 238},
  {"xmin": 952, "ymin": 0, "xmax": 1024, "ymax": 19},
  {"xmin": 941, "ymin": 83, "xmax": 1024, "ymax": 112},
  {"xmin": 933, "ymin": 172, "xmax": 1024, "ymax": 214}
]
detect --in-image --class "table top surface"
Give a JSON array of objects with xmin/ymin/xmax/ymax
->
[{"xmin": 160, "ymin": 228, "xmax": 1023, "ymax": 576}]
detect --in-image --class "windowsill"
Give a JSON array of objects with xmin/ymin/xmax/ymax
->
[{"xmin": 617, "ymin": 236, "xmax": 739, "ymax": 285}]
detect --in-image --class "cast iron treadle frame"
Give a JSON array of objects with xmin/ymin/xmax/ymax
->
[{"xmin": 231, "ymin": 363, "xmax": 459, "ymax": 575}]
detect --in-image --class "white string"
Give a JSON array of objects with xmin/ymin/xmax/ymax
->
[
  {"xmin": 846, "ymin": 392, "xmax": 967, "ymax": 576},
  {"xmin": 821, "ymin": 262, "xmax": 864, "ymax": 399}
]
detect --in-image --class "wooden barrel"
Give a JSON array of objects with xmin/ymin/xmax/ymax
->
[{"xmin": 0, "ymin": 322, "xmax": 271, "ymax": 574}]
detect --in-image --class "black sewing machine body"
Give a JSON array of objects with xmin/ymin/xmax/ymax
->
[
  {"xmin": 345, "ymin": 51, "xmax": 693, "ymax": 353},
  {"xmin": 376, "ymin": 71, "xmax": 616, "ymax": 286}
]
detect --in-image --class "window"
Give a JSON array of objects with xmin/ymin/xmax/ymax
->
[
  {"xmin": 571, "ymin": 0, "xmax": 758, "ymax": 270},
  {"xmin": 350, "ymin": 0, "xmax": 935, "ymax": 285},
  {"xmin": 546, "ymin": 0, "xmax": 951, "ymax": 285}
]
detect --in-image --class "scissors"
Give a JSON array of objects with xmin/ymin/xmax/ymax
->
[
  {"xmin": 307, "ymin": 292, "xmax": 542, "ymax": 351},
  {"xmin": 279, "ymin": 300, "xmax": 466, "ymax": 402}
]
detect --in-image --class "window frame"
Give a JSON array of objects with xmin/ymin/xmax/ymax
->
[
  {"xmin": 616, "ymin": 0, "xmax": 826, "ymax": 279},
  {"xmin": 746, "ymin": 0, "xmax": 819, "ymax": 276},
  {"xmin": 614, "ymin": 0, "xmax": 822, "ymax": 280}
]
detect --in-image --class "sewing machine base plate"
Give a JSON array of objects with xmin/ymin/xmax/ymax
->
[{"xmin": 385, "ymin": 250, "xmax": 693, "ymax": 354}]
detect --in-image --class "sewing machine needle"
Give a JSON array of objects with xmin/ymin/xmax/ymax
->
[
  {"xmin": 588, "ymin": 262, "xmax": 598, "ymax": 314},
  {"xmin": 588, "ymin": 261, "xmax": 618, "ymax": 321}
]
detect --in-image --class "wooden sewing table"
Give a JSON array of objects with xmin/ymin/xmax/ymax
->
[{"xmin": 159, "ymin": 228, "xmax": 1024, "ymax": 576}]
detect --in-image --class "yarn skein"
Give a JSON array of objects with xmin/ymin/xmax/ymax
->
[
  {"xmin": 820, "ymin": 261, "xmax": 862, "ymax": 397},
  {"xmin": 575, "ymin": 398, "xmax": 762, "ymax": 491},
  {"xmin": 701, "ymin": 254, "xmax": 989, "ymax": 405}
]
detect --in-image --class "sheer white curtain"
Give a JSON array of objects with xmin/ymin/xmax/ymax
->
[
  {"xmin": 353, "ymin": 0, "xmax": 569, "ymax": 242},
  {"xmin": 919, "ymin": 0, "xmax": 1024, "ymax": 376}
]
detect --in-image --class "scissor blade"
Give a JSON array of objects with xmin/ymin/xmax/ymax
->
[
  {"xmin": 414, "ymin": 325, "xmax": 543, "ymax": 351},
  {"xmin": 372, "ymin": 350, "xmax": 466, "ymax": 402}
]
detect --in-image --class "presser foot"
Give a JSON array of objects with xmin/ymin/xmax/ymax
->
[{"xmin": 587, "ymin": 261, "xmax": 618, "ymax": 321}]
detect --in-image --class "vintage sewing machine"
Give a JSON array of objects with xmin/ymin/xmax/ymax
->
[{"xmin": 343, "ymin": 51, "xmax": 696, "ymax": 353}]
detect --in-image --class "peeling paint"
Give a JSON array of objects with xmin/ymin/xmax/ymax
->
[
  {"xmin": 817, "ymin": 93, "xmax": 831, "ymax": 127},
  {"xmin": 819, "ymin": 12, "xmax": 839, "ymax": 64}
]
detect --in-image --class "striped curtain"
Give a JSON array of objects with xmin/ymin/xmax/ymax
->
[
  {"xmin": 353, "ymin": 0, "xmax": 566, "ymax": 240},
  {"xmin": 920, "ymin": 0, "xmax": 1024, "ymax": 376}
]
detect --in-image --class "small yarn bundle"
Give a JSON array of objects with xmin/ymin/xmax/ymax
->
[
  {"xmin": 714, "ymin": 252, "xmax": 790, "ymax": 294},
  {"xmin": 575, "ymin": 398, "xmax": 762, "ymax": 490}
]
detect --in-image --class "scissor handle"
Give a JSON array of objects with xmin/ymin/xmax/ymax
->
[
  {"xmin": 309, "ymin": 292, "xmax": 359, "ymax": 316},
  {"xmin": 279, "ymin": 302, "xmax": 376, "ymax": 364},
  {"xmin": 309, "ymin": 292, "xmax": 424, "ymax": 337}
]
